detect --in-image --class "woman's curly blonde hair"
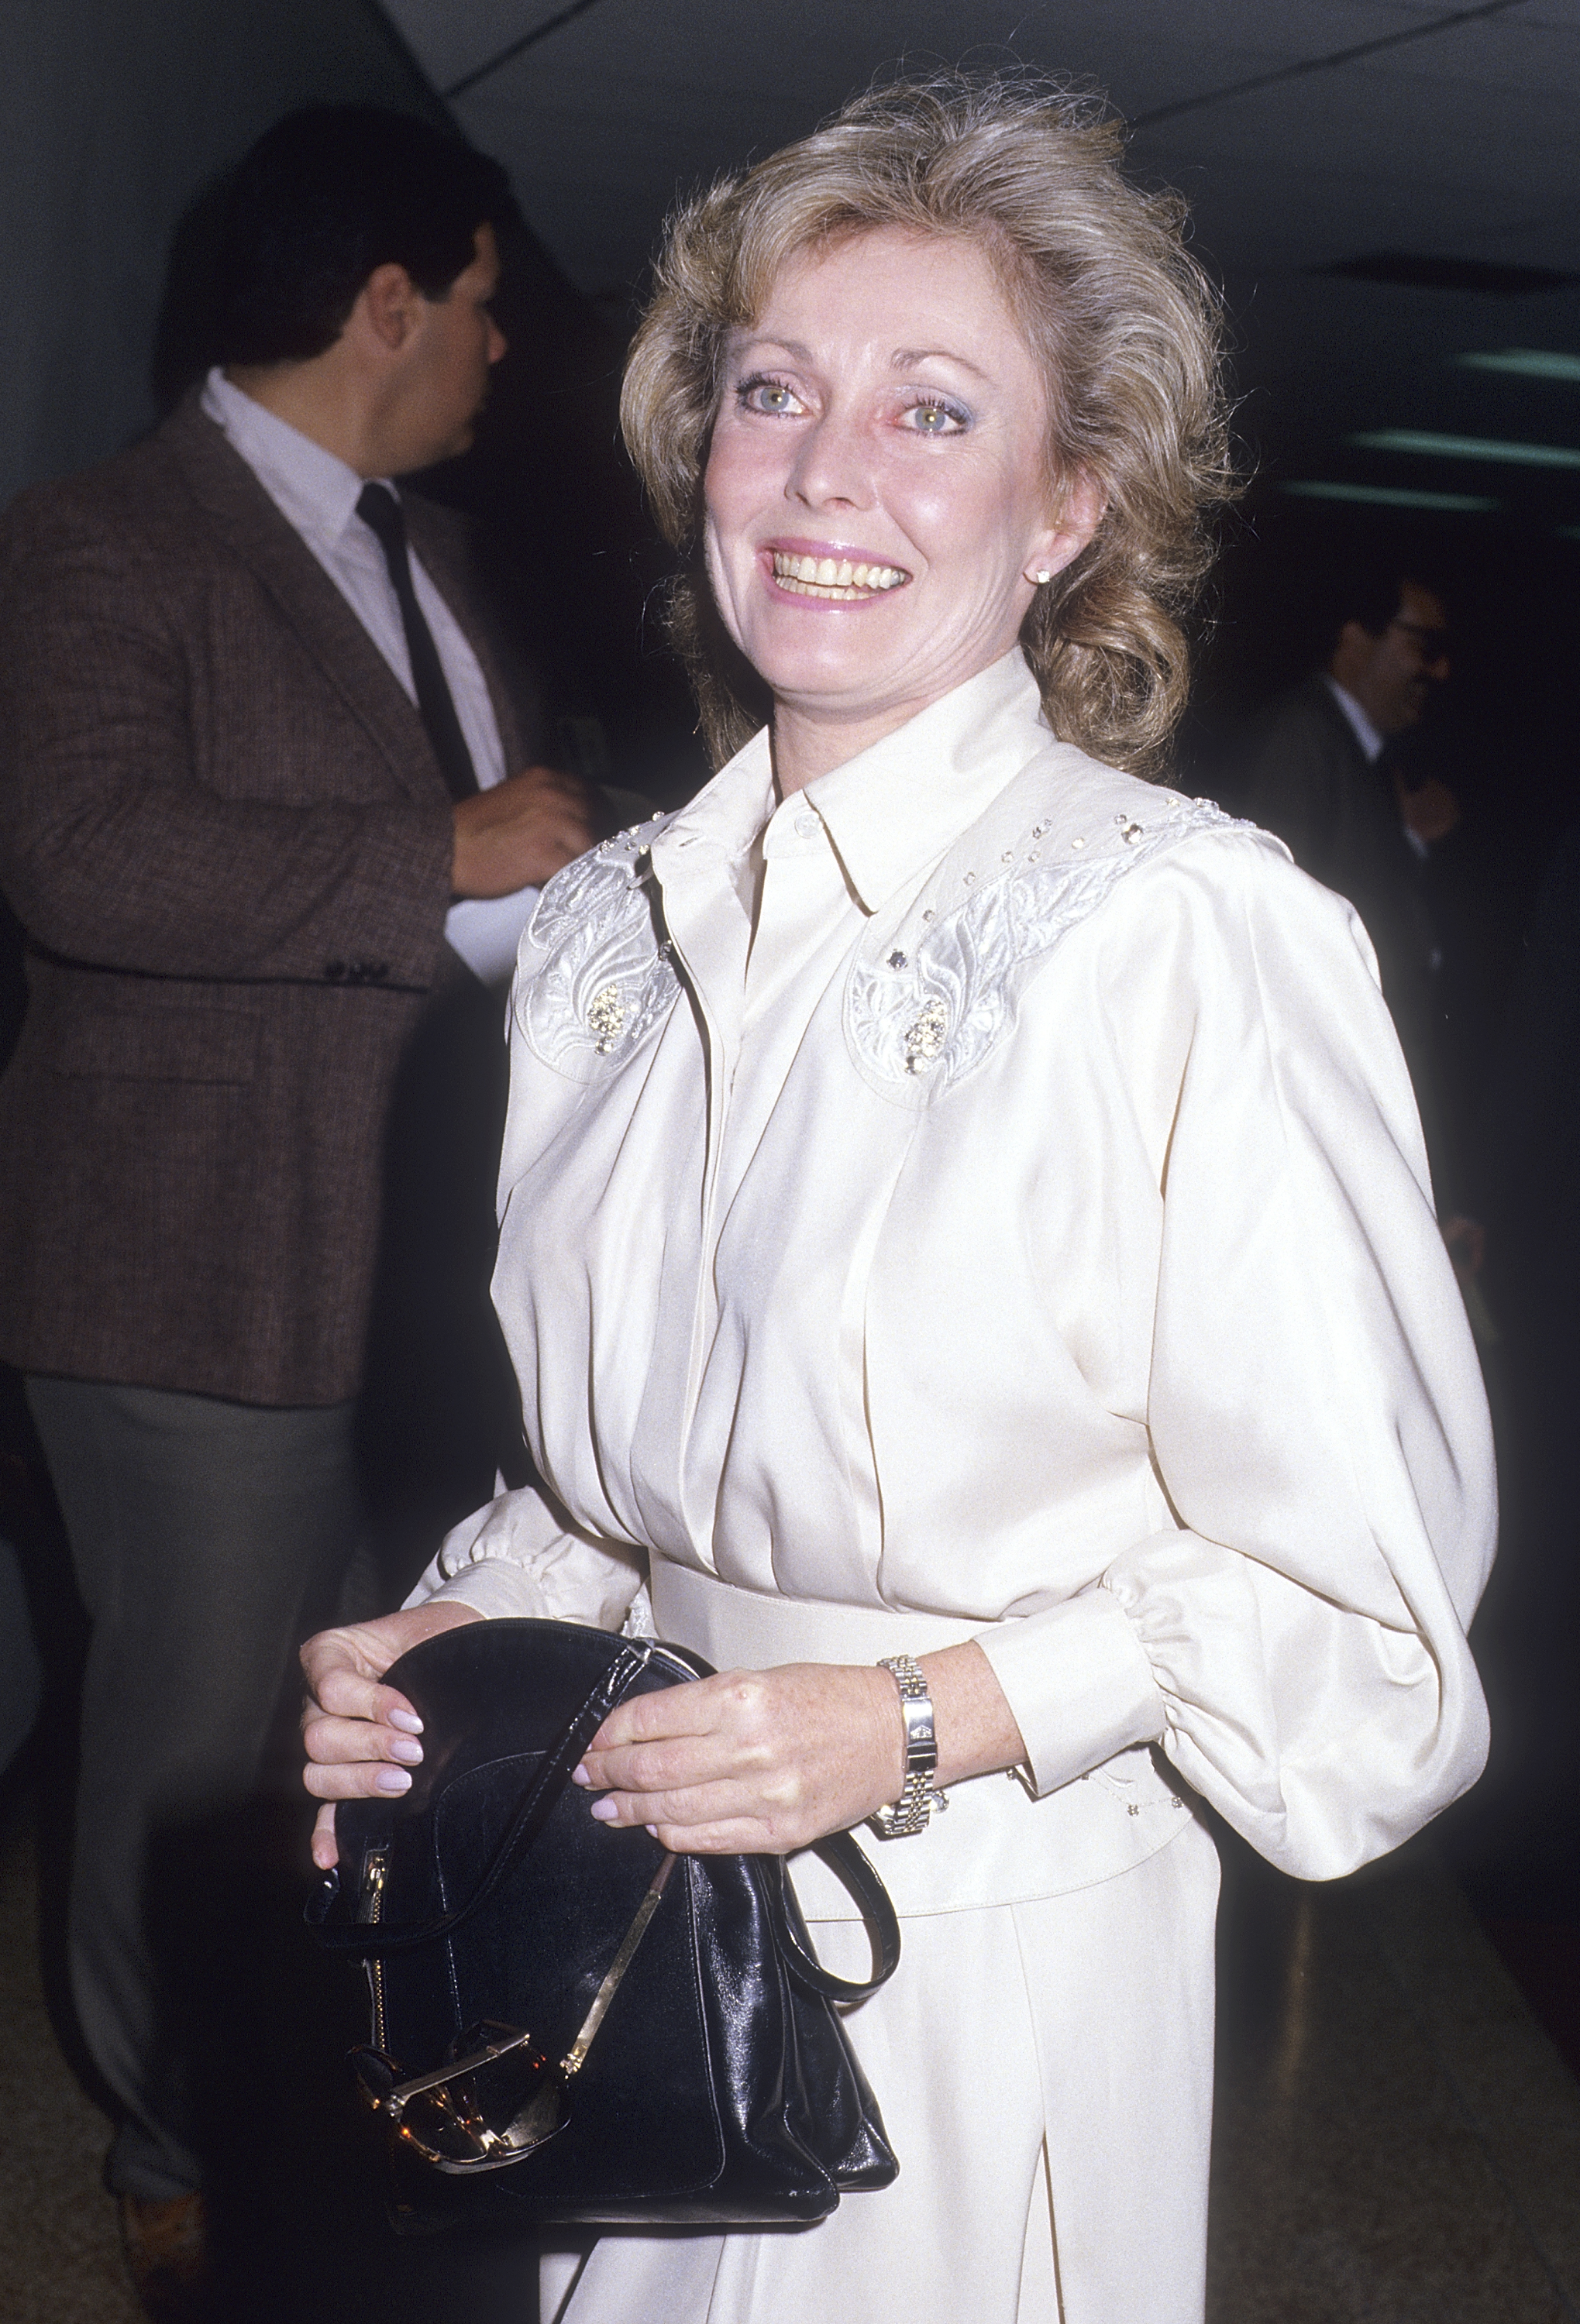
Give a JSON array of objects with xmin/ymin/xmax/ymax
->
[{"xmin": 620, "ymin": 72, "xmax": 1237, "ymax": 779}]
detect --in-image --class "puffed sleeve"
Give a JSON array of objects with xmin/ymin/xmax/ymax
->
[
  {"xmin": 973, "ymin": 832, "xmax": 1494, "ymax": 1880},
  {"xmin": 404, "ymin": 1480, "xmax": 650, "ymax": 1632}
]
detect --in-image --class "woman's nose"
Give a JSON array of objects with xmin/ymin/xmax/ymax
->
[{"xmin": 787, "ymin": 412, "xmax": 873, "ymax": 511}]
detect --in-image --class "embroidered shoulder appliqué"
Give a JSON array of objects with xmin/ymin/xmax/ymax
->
[
  {"xmin": 847, "ymin": 796, "xmax": 1252, "ymax": 1099},
  {"xmin": 517, "ymin": 834, "xmax": 680, "ymax": 1081}
]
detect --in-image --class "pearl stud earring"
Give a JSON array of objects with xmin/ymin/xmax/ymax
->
[{"xmin": 1033, "ymin": 569, "xmax": 1052, "ymax": 585}]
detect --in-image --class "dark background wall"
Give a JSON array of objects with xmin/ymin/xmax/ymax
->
[{"xmin": 0, "ymin": 0, "xmax": 449, "ymax": 508}]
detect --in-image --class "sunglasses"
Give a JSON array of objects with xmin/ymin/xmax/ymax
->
[{"xmin": 350, "ymin": 1848, "xmax": 676, "ymax": 2174}]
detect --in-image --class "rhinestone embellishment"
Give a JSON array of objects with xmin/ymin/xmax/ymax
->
[
  {"xmin": 886, "ymin": 949, "xmax": 908, "ymax": 970},
  {"xmin": 903, "ymin": 999, "xmax": 948, "ymax": 1074},
  {"xmin": 587, "ymin": 984, "xmax": 626, "ymax": 1054}
]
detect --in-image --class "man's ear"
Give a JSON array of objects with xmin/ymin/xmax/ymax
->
[
  {"xmin": 356, "ymin": 263, "xmax": 425, "ymax": 355},
  {"xmin": 1024, "ymin": 472, "xmax": 1106, "ymax": 588}
]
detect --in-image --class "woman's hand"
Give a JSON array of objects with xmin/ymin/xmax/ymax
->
[
  {"xmin": 573, "ymin": 1661, "xmax": 905, "ymax": 1855},
  {"xmin": 573, "ymin": 1642, "xmax": 1028, "ymax": 1855},
  {"xmin": 301, "ymin": 1599, "xmax": 483, "ymax": 1868}
]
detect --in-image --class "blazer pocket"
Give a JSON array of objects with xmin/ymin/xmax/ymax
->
[{"xmin": 50, "ymin": 1007, "xmax": 259, "ymax": 1085}]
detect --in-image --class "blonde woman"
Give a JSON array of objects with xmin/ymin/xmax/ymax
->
[{"xmin": 303, "ymin": 76, "xmax": 1494, "ymax": 2324}]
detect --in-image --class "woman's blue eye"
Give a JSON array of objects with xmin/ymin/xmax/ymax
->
[
  {"xmin": 738, "ymin": 377, "xmax": 803, "ymax": 415},
  {"xmin": 904, "ymin": 398, "xmax": 968, "ymax": 435}
]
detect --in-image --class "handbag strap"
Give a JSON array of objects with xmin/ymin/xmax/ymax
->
[
  {"xmin": 312, "ymin": 1636, "xmax": 903, "ymax": 2004},
  {"xmin": 768, "ymin": 1831, "xmax": 901, "ymax": 2003},
  {"xmin": 312, "ymin": 1639, "xmax": 653, "ymax": 1957}
]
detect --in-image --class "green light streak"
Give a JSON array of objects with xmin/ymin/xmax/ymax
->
[
  {"xmin": 1454, "ymin": 349, "xmax": 1580, "ymax": 383},
  {"xmin": 1282, "ymin": 482, "xmax": 1498, "ymax": 511},
  {"xmin": 1348, "ymin": 429, "xmax": 1580, "ymax": 469}
]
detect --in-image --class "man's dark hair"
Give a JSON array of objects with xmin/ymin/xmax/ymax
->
[
  {"xmin": 1323, "ymin": 572, "xmax": 1445, "ymax": 648},
  {"xmin": 213, "ymin": 107, "xmax": 520, "ymax": 366}
]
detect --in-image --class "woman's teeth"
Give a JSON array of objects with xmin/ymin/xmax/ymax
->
[{"xmin": 772, "ymin": 552, "xmax": 908, "ymax": 600}]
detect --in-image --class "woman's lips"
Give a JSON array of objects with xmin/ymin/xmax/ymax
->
[{"xmin": 768, "ymin": 548, "xmax": 910, "ymax": 601}]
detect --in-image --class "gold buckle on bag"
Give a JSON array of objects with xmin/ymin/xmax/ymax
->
[{"xmin": 350, "ymin": 1851, "xmax": 677, "ymax": 2174}]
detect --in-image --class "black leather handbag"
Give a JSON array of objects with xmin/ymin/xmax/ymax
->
[{"xmin": 308, "ymin": 1618, "xmax": 901, "ymax": 2233}]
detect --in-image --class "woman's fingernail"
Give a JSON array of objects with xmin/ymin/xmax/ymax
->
[
  {"xmin": 387, "ymin": 1737, "xmax": 423, "ymax": 1765},
  {"xmin": 589, "ymin": 1796, "xmax": 619, "ymax": 1821},
  {"xmin": 570, "ymin": 1762, "xmax": 591, "ymax": 1786},
  {"xmin": 388, "ymin": 1708, "xmax": 423, "ymax": 1736},
  {"xmin": 375, "ymin": 1767, "xmax": 412, "ymax": 1794},
  {"xmin": 646, "ymin": 1824, "xmax": 659, "ymax": 1839}
]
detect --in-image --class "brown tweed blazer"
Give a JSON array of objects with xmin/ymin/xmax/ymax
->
[{"xmin": 0, "ymin": 394, "xmax": 539, "ymax": 1405}]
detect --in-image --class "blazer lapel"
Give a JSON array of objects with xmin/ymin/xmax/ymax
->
[{"xmin": 162, "ymin": 398, "xmax": 448, "ymax": 807}]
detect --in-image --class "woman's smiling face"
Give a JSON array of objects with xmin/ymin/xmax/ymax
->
[{"xmin": 702, "ymin": 225, "xmax": 1100, "ymax": 770}]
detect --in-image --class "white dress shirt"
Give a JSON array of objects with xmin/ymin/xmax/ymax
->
[
  {"xmin": 201, "ymin": 368, "xmax": 535, "ymax": 982},
  {"xmin": 414, "ymin": 648, "xmax": 1493, "ymax": 1913},
  {"xmin": 1325, "ymin": 672, "xmax": 1386, "ymax": 763}
]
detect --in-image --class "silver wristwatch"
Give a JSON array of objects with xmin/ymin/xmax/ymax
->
[{"xmin": 870, "ymin": 1655, "xmax": 948, "ymax": 1839}]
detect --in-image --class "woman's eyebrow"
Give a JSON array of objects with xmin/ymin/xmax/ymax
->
[
  {"xmin": 731, "ymin": 334, "xmax": 816, "ymax": 365},
  {"xmin": 890, "ymin": 346, "xmax": 994, "ymax": 383}
]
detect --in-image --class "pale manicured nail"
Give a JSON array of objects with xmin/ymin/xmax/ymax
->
[
  {"xmin": 570, "ymin": 1762, "xmax": 591, "ymax": 1786},
  {"xmin": 589, "ymin": 1796, "xmax": 619, "ymax": 1821},
  {"xmin": 375, "ymin": 1767, "xmax": 412, "ymax": 1794},
  {"xmin": 387, "ymin": 1707, "xmax": 423, "ymax": 1735},
  {"xmin": 387, "ymin": 1737, "xmax": 423, "ymax": 1765},
  {"xmin": 646, "ymin": 1824, "xmax": 659, "ymax": 1838}
]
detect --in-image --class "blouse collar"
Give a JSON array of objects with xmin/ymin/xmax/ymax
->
[{"xmin": 659, "ymin": 648, "xmax": 1050, "ymax": 916}]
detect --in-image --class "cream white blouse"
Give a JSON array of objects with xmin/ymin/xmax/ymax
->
[{"xmin": 412, "ymin": 650, "xmax": 1494, "ymax": 1908}]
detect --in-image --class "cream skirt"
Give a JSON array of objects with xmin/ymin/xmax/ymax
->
[{"xmin": 541, "ymin": 1813, "xmax": 1220, "ymax": 2324}]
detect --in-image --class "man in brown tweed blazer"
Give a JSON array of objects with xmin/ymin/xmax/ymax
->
[{"xmin": 0, "ymin": 108, "xmax": 604, "ymax": 2308}]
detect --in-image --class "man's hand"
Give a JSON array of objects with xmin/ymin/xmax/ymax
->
[
  {"xmin": 1442, "ymin": 1212, "xmax": 1486, "ymax": 1277},
  {"xmin": 452, "ymin": 765, "xmax": 606, "ymax": 899},
  {"xmin": 1396, "ymin": 773, "xmax": 1461, "ymax": 847}
]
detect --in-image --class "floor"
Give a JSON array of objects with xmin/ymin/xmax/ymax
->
[{"xmin": 2, "ymin": 1782, "xmax": 1578, "ymax": 2324}]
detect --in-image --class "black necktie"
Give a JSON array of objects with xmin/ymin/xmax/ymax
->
[{"xmin": 356, "ymin": 482, "xmax": 478, "ymax": 801}]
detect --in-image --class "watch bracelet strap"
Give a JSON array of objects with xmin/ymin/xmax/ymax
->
[{"xmin": 871, "ymin": 1653, "xmax": 945, "ymax": 1839}]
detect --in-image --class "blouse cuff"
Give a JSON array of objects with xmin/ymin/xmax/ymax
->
[
  {"xmin": 974, "ymin": 1585, "xmax": 1166, "ymax": 1797},
  {"xmin": 418, "ymin": 1559, "xmax": 545, "ymax": 1622}
]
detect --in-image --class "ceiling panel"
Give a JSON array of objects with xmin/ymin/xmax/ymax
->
[{"xmin": 377, "ymin": 0, "xmax": 1580, "ymax": 535}]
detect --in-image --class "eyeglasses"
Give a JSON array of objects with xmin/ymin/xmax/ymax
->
[
  {"xmin": 1388, "ymin": 616, "xmax": 1451, "ymax": 660},
  {"xmin": 351, "ymin": 1849, "xmax": 676, "ymax": 2174}
]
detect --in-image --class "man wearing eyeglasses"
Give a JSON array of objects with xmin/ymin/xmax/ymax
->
[{"xmin": 1237, "ymin": 577, "xmax": 1479, "ymax": 1263}]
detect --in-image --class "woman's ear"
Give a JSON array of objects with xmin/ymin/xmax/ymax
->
[{"xmin": 1024, "ymin": 473, "xmax": 1106, "ymax": 588}]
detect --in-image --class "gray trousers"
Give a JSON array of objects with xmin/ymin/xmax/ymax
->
[{"xmin": 26, "ymin": 1377, "xmax": 364, "ymax": 2202}]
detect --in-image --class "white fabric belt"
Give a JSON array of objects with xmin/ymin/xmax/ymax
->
[
  {"xmin": 647, "ymin": 1558, "xmax": 1196, "ymax": 1919},
  {"xmin": 649, "ymin": 1559, "xmax": 996, "ymax": 1669}
]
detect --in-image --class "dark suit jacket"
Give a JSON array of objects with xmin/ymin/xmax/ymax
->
[
  {"xmin": 1237, "ymin": 674, "xmax": 1452, "ymax": 1195},
  {"xmin": 0, "ymin": 395, "xmax": 539, "ymax": 1406}
]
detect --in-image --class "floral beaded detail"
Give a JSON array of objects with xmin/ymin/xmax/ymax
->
[
  {"xmin": 846, "ymin": 795, "xmax": 1250, "ymax": 1101},
  {"xmin": 518, "ymin": 830, "xmax": 680, "ymax": 1081}
]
